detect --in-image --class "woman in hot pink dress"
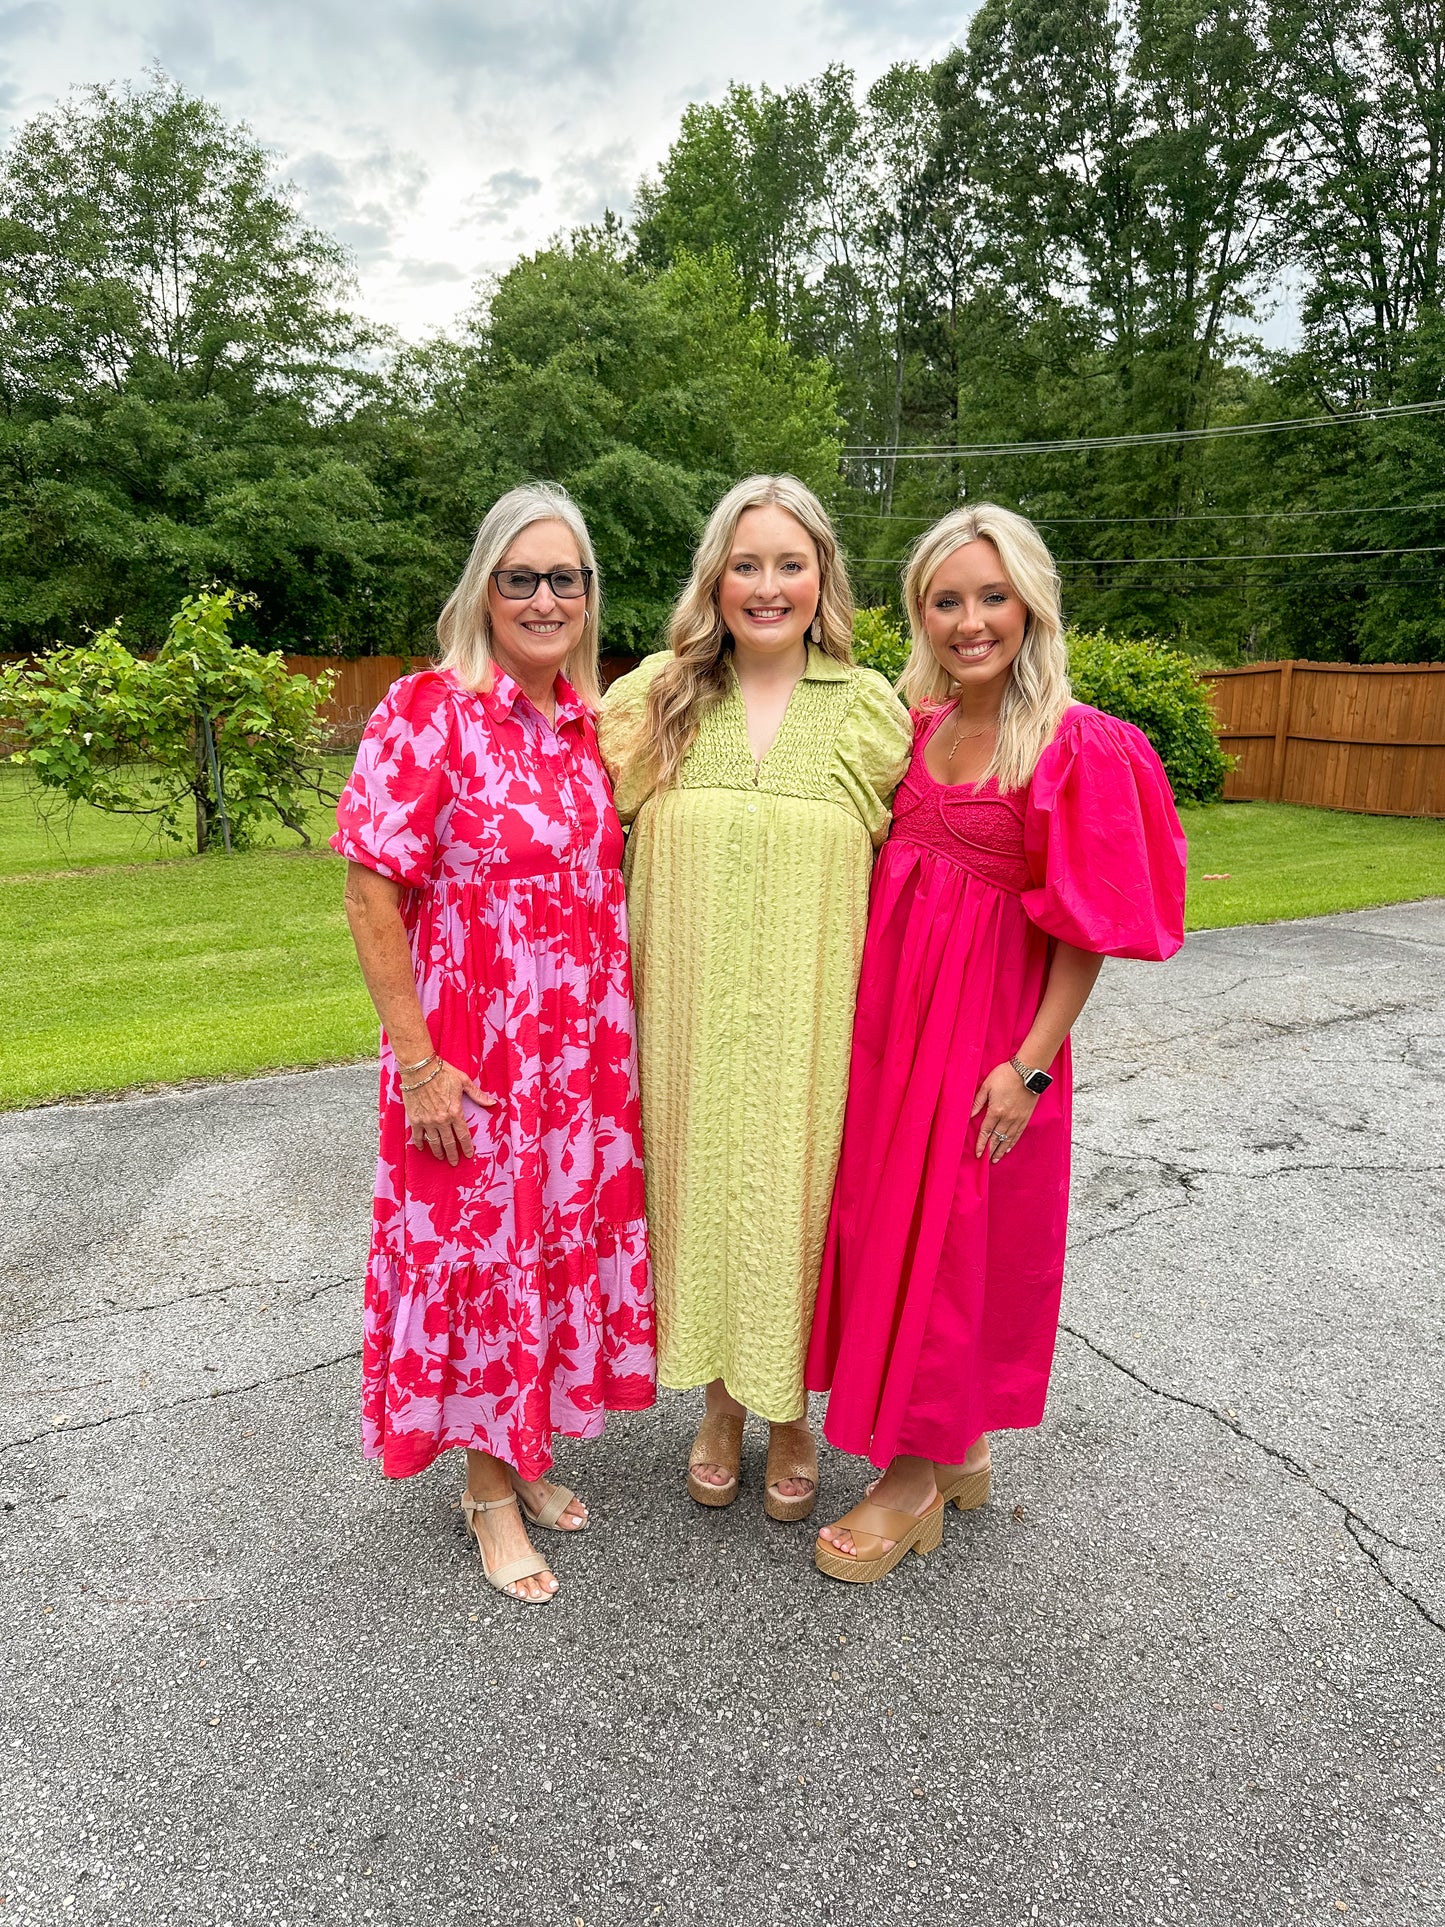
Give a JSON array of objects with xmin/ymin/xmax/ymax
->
[
  {"xmin": 335, "ymin": 484, "xmax": 654, "ymax": 1607},
  {"xmin": 807, "ymin": 504, "xmax": 1186, "ymax": 1584}
]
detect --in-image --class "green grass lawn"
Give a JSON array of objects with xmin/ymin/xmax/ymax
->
[
  {"xmin": 1179, "ymin": 801, "xmax": 1445, "ymax": 930},
  {"xmin": 1, "ymin": 774, "xmax": 1440, "ymax": 1110},
  {"xmin": 0, "ymin": 758, "xmax": 352, "ymax": 875}
]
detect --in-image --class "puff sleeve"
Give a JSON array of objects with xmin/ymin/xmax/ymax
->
[
  {"xmin": 1021, "ymin": 704, "xmax": 1187, "ymax": 961},
  {"xmin": 596, "ymin": 654, "xmax": 666, "ymax": 827},
  {"xmin": 331, "ymin": 671, "xmax": 459, "ymax": 886},
  {"xmin": 833, "ymin": 667, "xmax": 914, "ymax": 847}
]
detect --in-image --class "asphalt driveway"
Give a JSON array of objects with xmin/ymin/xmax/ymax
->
[{"xmin": 1, "ymin": 900, "xmax": 1442, "ymax": 1926}]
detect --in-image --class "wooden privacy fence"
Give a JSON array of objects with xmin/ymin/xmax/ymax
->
[
  {"xmin": 286, "ymin": 653, "xmax": 418, "ymax": 745},
  {"xmin": 11, "ymin": 648, "xmax": 1443, "ymax": 814},
  {"xmin": 293, "ymin": 652, "xmax": 637, "ymax": 739},
  {"xmin": 1202, "ymin": 661, "xmax": 1445, "ymax": 817}
]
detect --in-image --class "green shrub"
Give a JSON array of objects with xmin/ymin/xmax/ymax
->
[
  {"xmin": 0, "ymin": 590, "xmax": 337, "ymax": 853},
  {"xmin": 853, "ymin": 606, "xmax": 909, "ymax": 683},
  {"xmin": 1067, "ymin": 629, "xmax": 1230, "ymax": 804}
]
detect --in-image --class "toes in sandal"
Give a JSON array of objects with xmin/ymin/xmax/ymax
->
[
  {"xmin": 764, "ymin": 1424, "xmax": 819, "ymax": 1522},
  {"xmin": 936, "ymin": 1460, "xmax": 991, "ymax": 1512},
  {"xmin": 515, "ymin": 1479, "xmax": 586, "ymax": 1531},
  {"xmin": 687, "ymin": 1410, "xmax": 745, "ymax": 1507},
  {"xmin": 814, "ymin": 1495, "xmax": 945, "ymax": 1584},
  {"xmin": 460, "ymin": 1491, "xmax": 556, "ymax": 1605}
]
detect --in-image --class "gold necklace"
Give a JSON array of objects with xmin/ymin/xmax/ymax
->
[{"xmin": 947, "ymin": 706, "xmax": 994, "ymax": 762}]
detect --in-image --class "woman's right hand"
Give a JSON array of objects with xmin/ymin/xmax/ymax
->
[{"xmin": 402, "ymin": 1060, "xmax": 495, "ymax": 1166}]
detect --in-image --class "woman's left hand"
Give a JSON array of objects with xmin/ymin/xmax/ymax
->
[{"xmin": 971, "ymin": 1063, "xmax": 1039, "ymax": 1163}]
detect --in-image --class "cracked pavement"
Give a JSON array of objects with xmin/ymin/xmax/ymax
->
[{"xmin": 1, "ymin": 899, "xmax": 1442, "ymax": 1926}]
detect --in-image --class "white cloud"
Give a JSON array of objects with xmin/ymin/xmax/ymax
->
[{"xmin": 0, "ymin": 0, "xmax": 977, "ymax": 337}]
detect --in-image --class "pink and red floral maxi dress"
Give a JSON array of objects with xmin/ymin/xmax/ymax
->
[
  {"xmin": 334, "ymin": 669, "xmax": 655, "ymax": 1482},
  {"xmin": 805, "ymin": 702, "xmax": 1187, "ymax": 1467}
]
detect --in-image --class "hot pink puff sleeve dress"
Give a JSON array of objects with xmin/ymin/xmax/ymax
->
[
  {"xmin": 805, "ymin": 701, "xmax": 1186, "ymax": 1467},
  {"xmin": 333, "ymin": 667, "xmax": 655, "ymax": 1482}
]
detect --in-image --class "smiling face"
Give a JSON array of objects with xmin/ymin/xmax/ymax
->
[
  {"xmin": 716, "ymin": 504, "xmax": 821, "ymax": 660},
  {"xmin": 919, "ymin": 537, "xmax": 1030, "ymax": 694},
  {"xmin": 484, "ymin": 517, "xmax": 588, "ymax": 691}
]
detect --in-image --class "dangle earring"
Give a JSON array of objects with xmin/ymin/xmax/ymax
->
[{"xmin": 809, "ymin": 614, "xmax": 822, "ymax": 646}]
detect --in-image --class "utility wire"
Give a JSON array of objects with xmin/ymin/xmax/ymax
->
[
  {"xmin": 850, "ymin": 541, "xmax": 1445, "ymax": 566},
  {"xmin": 843, "ymin": 398, "xmax": 1445, "ymax": 459},
  {"xmin": 836, "ymin": 501, "xmax": 1445, "ymax": 526}
]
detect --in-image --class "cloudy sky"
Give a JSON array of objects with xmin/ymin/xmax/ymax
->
[{"xmin": 0, "ymin": 1, "xmax": 972, "ymax": 340}]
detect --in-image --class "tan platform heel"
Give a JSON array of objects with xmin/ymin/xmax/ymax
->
[
  {"xmin": 936, "ymin": 1459, "xmax": 991, "ymax": 1512},
  {"xmin": 764, "ymin": 1423, "xmax": 818, "ymax": 1522},
  {"xmin": 460, "ymin": 1491, "xmax": 556, "ymax": 1604},
  {"xmin": 814, "ymin": 1495, "xmax": 946, "ymax": 1584},
  {"xmin": 687, "ymin": 1410, "xmax": 744, "ymax": 1507}
]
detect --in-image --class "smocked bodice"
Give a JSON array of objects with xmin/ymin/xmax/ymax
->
[{"xmin": 888, "ymin": 739, "xmax": 1033, "ymax": 896}]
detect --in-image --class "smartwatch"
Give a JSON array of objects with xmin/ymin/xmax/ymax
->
[{"xmin": 1009, "ymin": 1053, "xmax": 1053, "ymax": 1096}]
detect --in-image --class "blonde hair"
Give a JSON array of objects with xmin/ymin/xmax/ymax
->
[
  {"xmin": 642, "ymin": 474, "xmax": 854, "ymax": 789},
  {"xmin": 898, "ymin": 503, "xmax": 1070, "ymax": 791},
  {"xmin": 437, "ymin": 482, "xmax": 602, "ymax": 708}
]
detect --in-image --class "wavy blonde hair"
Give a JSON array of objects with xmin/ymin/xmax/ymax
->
[
  {"xmin": 436, "ymin": 482, "xmax": 602, "ymax": 708},
  {"xmin": 641, "ymin": 475, "xmax": 854, "ymax": 789},
  {"xmin": 899, "ymin": 503, "xmax": 1070, "ymax": 792}
]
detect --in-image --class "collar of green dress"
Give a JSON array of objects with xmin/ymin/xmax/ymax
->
[{"xmin": 799, "ymin": 646, "xmax": 853, "ymax": 682}]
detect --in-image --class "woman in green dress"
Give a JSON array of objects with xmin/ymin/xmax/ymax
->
[{"xmin": 598, "ymin": 475, "xmax": 911, "ymax": 1520}]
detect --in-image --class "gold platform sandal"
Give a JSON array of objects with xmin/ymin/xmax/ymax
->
[
  {"xmin": 764, "ymin": 1423, "xmax": 819, "ymax": 1523},
  {"xmin": 460, "ymin": 1491, "xmax": 557, "ymax": 1605},
  {"xmin": 687, "ymin": 1410, "xmax": 745, "ymax": 1507},
  {"xmin": 813, "ymin": 1495, "xmax": 945, "ymax": 1584},
  {"xmin": 515, "ymin": 1478, "xmax": 587, "ymax": 1531}
]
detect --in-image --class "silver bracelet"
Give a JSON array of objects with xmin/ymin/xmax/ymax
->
[
  {"xmin": 396, "ymin": 1048, "xmax": 437, "ymax": 1075},
  {"xmin": 400, "ymin": 1060, "xmax": 444, "ymax": 1095}
]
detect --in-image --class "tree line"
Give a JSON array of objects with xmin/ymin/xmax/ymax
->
[{"xmin": 2, "ymin": 0, "xmax": 1443, "ymax": 666}]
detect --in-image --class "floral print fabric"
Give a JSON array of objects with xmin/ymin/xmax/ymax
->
[{"xmin": 333, "ymin": 667, "xmax": 655, "ymax": 1480}]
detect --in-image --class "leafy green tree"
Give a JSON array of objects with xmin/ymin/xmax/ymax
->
[
  {"xmin": 633, "ymin": 83, "xmax": 826, "ymax": 338},
  {"xmin": 1271, "ymin": 0, "xmax": 1445, "ymax": 405},
  {"xmin": 0, "ymin": 74, "xmax": 447, "ymax": 656},
  {"xmin": 0, "ymin": 588, "xmax": 336, "ymax": 851},
  {"xmin": 402, "ymin": 234, "xmax": 842, "ymax": 653}
]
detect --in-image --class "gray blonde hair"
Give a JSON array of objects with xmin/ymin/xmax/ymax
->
[
  {"xmin": 437, "ymin": 482, "xmax": 603, "ymax": 708},
  {"xmin": 642, "ymin": 474, "xmax": 854, "ymax": 789},
  {"xmin": 898, "ymin": 503, "xmax": 1070, "ymax": 792}
]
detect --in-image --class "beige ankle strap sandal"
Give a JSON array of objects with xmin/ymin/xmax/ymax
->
[
  {"xmin": 460, "ymin": 1491, "xmax": 556, "ymax": 1604},
  {"xmin": 814, "ymin": 1495, "xmax": 945, "ymax": 1584},
  {"xmin": 515, "ymin": 1480, "xmax": 586, "ymax": 1531},
  {"xmin": 687, "ymin": 1411, "xmax": 744, "ymax": 1507}
]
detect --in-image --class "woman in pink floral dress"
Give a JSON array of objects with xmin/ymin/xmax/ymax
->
[{"xmin": 334, "ymin": 484, "xmax": 654, "ymax": 1606}]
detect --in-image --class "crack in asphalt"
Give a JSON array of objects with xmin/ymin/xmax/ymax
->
[
  {"xmin": 1073, "ymin": 1140, "xmax": 1444, "ymax": 1187},
  {"xmin": 6, "ymin": 1275, "xmax": 354, "ymax": 1338},
  {"xmin": 1058, "ymin": 1321, "xmax": 1443, "ymax": 1635},
  {"xmin": 1329, "ymin": 919, "xmax": 1445, "ymax": 954},
  {"xmin": 0, "ymin": 1350, "xmax": 361, "ymax": 1461},
  {"xmin": 1250, "ymin": 997, "xmax": 1434, "ymax": 1041}
]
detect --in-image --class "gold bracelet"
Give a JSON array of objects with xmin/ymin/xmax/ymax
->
[
  {"xmin": 400, "ymin": 1060, "xmax": 444, "ymax": 1094},
  {"xmin": 396, "ymin": 1048, "xmax": 437, "ymax": 1075}
]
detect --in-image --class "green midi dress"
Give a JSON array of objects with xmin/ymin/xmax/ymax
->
[{"xmin": 598, "ymin": 648, "xmax": 911, "ymax": 1421}]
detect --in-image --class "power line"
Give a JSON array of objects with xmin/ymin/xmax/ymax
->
[
  {"xmin": 849, "ymin": 540, "xmax": 1445, "ymax": 566},
  {"xmin": 836, "ymin": 501, "xmax": 1445, "ymax": 527},
  {"xmin": 843, "ymin": 398, "xmax": 1445, "ymax": 459}
]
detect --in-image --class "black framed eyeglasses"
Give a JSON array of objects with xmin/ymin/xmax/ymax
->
[{"xmin": 490, "ymin": 566, "xmax": 593, "ymax": 601}]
